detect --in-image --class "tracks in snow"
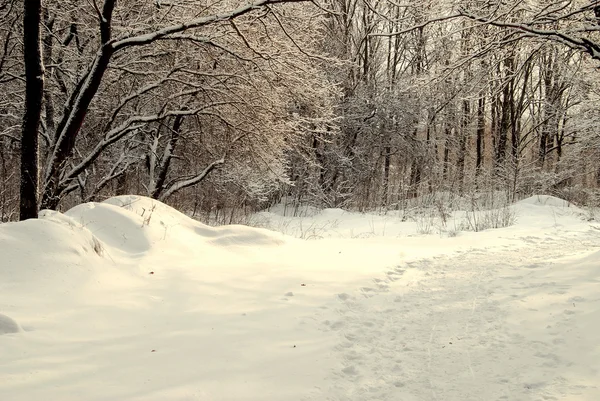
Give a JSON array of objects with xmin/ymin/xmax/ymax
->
[{"xmin": 320, "ymin": 230, "xmax": 600, "ymax": 401}]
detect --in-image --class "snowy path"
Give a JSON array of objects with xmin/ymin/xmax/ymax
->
[{"xmin": 322, "ymin": 232, "xmax": 600, "ymax": 401}]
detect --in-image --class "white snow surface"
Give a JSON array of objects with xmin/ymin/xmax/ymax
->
[{"xmin": 1, "ymin": 194, "xmax": 599, "ymax": 400}]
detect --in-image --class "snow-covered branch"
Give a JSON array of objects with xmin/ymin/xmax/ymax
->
[
  {"xmin": 457, "ymin": 7, "xmax": 600, "ymax": 62},
  {"xmin": 112, "ymin": 0, "xmax": 308, "ymax": 52},
  {"xmin": 157, "ymin": 158, "xmax": 225, "ymax": 201}
]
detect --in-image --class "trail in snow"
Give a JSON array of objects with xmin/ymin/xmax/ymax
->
[{"xmin": 321, "ymin": 233, "xmax": 600, "ymax": 401}]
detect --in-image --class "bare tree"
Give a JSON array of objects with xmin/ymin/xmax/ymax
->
[{"xmin": 20, "ymin": 0, "xmax": 44, "ymax": 219}]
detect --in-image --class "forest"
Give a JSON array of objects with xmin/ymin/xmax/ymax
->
[
  {"xmin": 2, "ymin": 0, "xmax": 600, "ymax": 222},
  {"xmin": 2, "ymin": 2, "xmax": 600, "ymax": 398}
]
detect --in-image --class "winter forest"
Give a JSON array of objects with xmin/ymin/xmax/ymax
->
[
  {"xmin": 2, "ymin": 0, "xmax": 600, "ymax": 223},
  {"xmin": 3, "ymin": 1, "xmax": 600, "ymax": 400}
]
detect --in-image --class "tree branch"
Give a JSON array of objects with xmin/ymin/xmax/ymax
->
[{"xmin": 112, "ymin": 0, "xmax": 309, "ymax": 52}]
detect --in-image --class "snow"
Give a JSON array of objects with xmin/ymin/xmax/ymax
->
[
  {"xmin": 517, "ymin": 194, "xmax": 576, "ymax": 208},
  {"xmin": 1, "ymin": 194, "xmax": 600, "ymax": 400}
]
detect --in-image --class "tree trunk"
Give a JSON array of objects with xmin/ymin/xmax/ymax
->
[
  {"xmin": 409, "ymin": 129, "xmax": 421, "ymax": 198},
  {"xmin": 42, "ymin": 10, "xmax": 56, "ymax": 141},
  {"xmin": 442, "ymin": 126, "xmax": 450, "ymax": 182},
  {"xmin": 383, "ymin": 148, "xmax": 391, "ymax": 205},
  {"xmin": 457, "ymin": 100, "xmax": 469, "ymax": 194},
  {"xmin": 115, "ymin": 171, "xmax": 128, "ymax": 196},
  {"xmin": 476, "ymin": 96, "xmax": 485, "ymax": 173},
  {"xmin": 495, "ymin": 85, "xmax": 511, "ymax": 170},
  {"xmin": 494, "ymin": 56, "xmax": 516, "ymax": 172},
  {"xmin": 20, "ymin": 0, "xmax": 44, "ymax": 220},
  {"xmin": 151, "ymin": 114, "xmax": 184, "ymax": 200}
]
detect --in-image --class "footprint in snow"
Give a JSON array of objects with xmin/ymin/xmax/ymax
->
[
  {"xmin": 324, "ymin": 320, "xmax": 345, "ymax": 331},
  {"xmin": 386, "ymin": 273, "xmax": 400, "ymax": 282},
  {"xmin": 360, "ymin": 287, "xmax": 377, "ymax": 297},
  {"xmin": 341, "ymin": 366, "xmax": 359, "ymax": 375},
  {"xmin": 337, "ymin": 293, "xmax": 352, "ymax": 301}
]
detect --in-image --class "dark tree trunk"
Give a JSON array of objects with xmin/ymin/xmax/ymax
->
[
  {"xmin": 115, "ymin": 171, "xmax": 128, "ymax": 196},
  {"xmin": 381, "ymin": 116, "xmax": 390, "ymax": 207},
  {"xmin": 494, "ymin": 56, "xmax": 516, "ymax": 172},
  {"xmin": 151, "ymin": 115, "xmax": 184, "ymax": 200},
  {"xmin": 538, "ymin": 48, "xmax": 561, "ymax": 168},
  {"xmin": 510, "ymin": 58, "xmax": 532, "ymax": 163},
  {"xmin": 495, "ymin": 85, "xmax": 511, "ymax": 169},
  {"xmin": 539, "ymin": 126, "xmax": 549, "ymax": 166},
  {"xmin": 312, "ymin": 135, "xmax": 327, "ymax": 193},
  {"xmin": 20, "ymin": 0, "xmax": 44, "ymax": 220},
  {"xmin": 409, "ymin": 128, "xmax": 421, "ymax": 198},
  {"xmin": 555, "ymin": 133, "xmax": 563, "ymax": 162},
  {"xmin": 476, "ymin": 96, "xmax": 485, "ymax": 173},
  {"xmin": 42, "ymin": 10, "xmax": 55, "ymax": 141},
  {"xmin": 457, "ymin": 100, "xmax": 469, "ymax": 194},
  {"xmin": 383, "ymin": 143, "xmax": 391, "ymax": 206},
  {"xmin": 442, "ymin": 126, "xmax": 450, "ymax": 182}
]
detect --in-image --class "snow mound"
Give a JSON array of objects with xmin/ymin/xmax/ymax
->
[
  {"xmin": 103, "ymin": 195, "xmax": 198, "ymax": 229},
  {"xmin": 518, "ymin": 195, "xmax": 574, "ymax": 208},
  {"xmin": 0, "ymin": 215, "xmax": 103, "ymax": 285},
  {"xmin": 66, "ymin": 195, "xmax": 285, "ymax": 253},
  {"xmin": 0, "ymin": 313, "xmax": 21, "ymax": 334},
  {"xmin": 578, "ymin": 249, "xmax": 600, "ymax": 266},
  {"xmin": 264, "ymin": 202, "xmax": 322, "ymax": 217},
  {"xmin": 195, "ymin": 224, "xmax": 285, "ymax": 246},
  {"xmin": 318, "ymin": 208, "xmax": 347, "ymax": 218},
  {"xmin": 66, "ymin": 202, "xmax": 154, "ymax": 254},
  {"xmin": 39, "ymin": 209, "xmax": 104, "ymax": 255}
]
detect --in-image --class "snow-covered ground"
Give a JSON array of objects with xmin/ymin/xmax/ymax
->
[{"xmin": 1, "ymin": 195, "xmax": 599, "ymax": 400}]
